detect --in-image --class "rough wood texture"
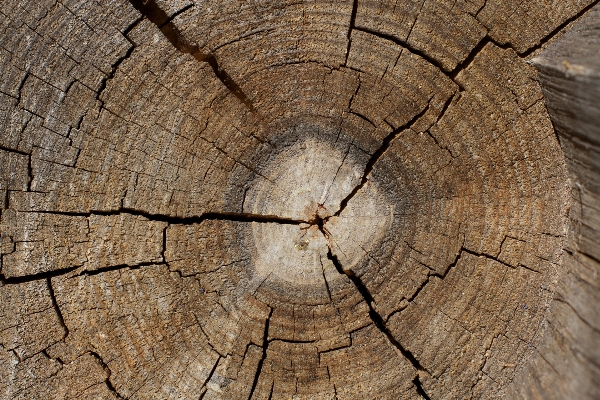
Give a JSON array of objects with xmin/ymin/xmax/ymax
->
[
  {"xmin": 518, "ymin": 6, "xmax": 600, "ymax": 400},
  {"xmin": 0, "ymin": 0, "xmax": 597, "ymax": 399}
]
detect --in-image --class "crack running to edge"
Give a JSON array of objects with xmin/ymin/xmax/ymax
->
[
  {"xmin": 0, "ymin": 261, "xmax": 167, "ymax": 286},
  {"xmin": 127, "ymin": 0, "xmax": 256, "ymax": 112},
  {"xmin": 314, "ymin": 208, "xmax": 433, "ymax": 398},
  {"xmin": 315, "ymin": 199, "xmax": 435, "ymax": 398},
  {"xmin": 12, "ymin": 208, "xmax": 307, "ymax": 226},
  {"xmin": 248, "ymin": 308, "xmax": 273, "ymax": 400}
]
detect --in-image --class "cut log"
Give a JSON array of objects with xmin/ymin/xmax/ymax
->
[
  {"xmin": 0, "ymin": 0, "xmax": 598, "ymax": 399},
  {"xmin": 516, "ymin": 7, "xmax": 600, "ymax": 400}
]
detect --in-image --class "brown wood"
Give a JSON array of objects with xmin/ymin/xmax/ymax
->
[{"xmin": 0, "ymin": 0, "xmax": 598, "ymax": 399}]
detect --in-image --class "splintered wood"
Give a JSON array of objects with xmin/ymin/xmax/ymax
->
[{"xmin": 0, "ymin": 0, "xmax": 594, "ymax": 399}]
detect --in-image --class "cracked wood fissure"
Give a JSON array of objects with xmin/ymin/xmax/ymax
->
[
  {"xmin": 325, "ymin": 247, "xmax": 432, "ymax": 400},
  {"xmin": 353, "ymin": 0, "xmax": 600, "ymax": 100},
  {"xmin": 448, "ymin": 36, "xmax": 492, "ymax": 84},
  {"xmin": 355, "ymin": 1, "xmax": 600, "ymax": 76},
  {"xmin": 399, "ymin": 246, "xmax": 467, "ymax": 310},
  {"xmin": 386, "ymin": 243, "xmax": 543, "ymax": 323},
  {"xmin": 96, "ymin": 20, "xmax": 139, "ymax": 108},
  {"xmin": 89, "ymin": 351, "xmax": 125, "ymax": 400},
  {"xmin": 414, "ymin": 376, "xmax": 432, "ymax": 400},
  {"xmin": 248, "ymin": 308, "xmax": 273, "ymax": 400},
  {"xmin": 158, "ymin": 5, "xmax": 194, "ymax": 29},
  {"xmin": 519, "ymin": 0, "xmax": 600, "ymax": 57},
  {"xmin": 357, "ymin": 31, "xmax": 478, "ymax": 91},
  {"xmin": 0, "ymin": 261, "xmax": 164, "ymax": 286},
  {"xmin": 343, "ymin": 0, "xmax": 359, "ymax": 66},
  {"xmin": 200, "ymin": 356, "xmax": 221, "ymax": 396},
  {"xmin": 46, "ymin": 278, "xmax": 68, "ymax": 340},
  {"xmin": 0, "ymin": 0, "xmax": 591, "ymax": 398},
  {"xmin": 18, "ymin": 208, "xmax": 306, "ymax": 225},
  {"xmin": 15, "ymin": 71, "xmax": 29, "ymax": 105},
  {"xmin": 333, "ymin": 102, "xmax": 431, "ymax": 217},
  {"xmin": 126, "ymin": 0, "xmax": 256, "ymax": 112}
]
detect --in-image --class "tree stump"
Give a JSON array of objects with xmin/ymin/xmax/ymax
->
[{"xmin": 0, "ymin": 0, "xmax": 598, "ymax": 399}]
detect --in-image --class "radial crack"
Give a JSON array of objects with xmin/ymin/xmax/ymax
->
[
  {"xmin": 319, "ymin": 256, "xmax": 333, "ymax": 302},
  {"xmin": 26, "ymin": 152, "xmax": 33, "ymax": 192},
  {"xmin": 449, "ymin": 36, "xmax": 492, "ymax": 85},
  {"xmin": 424, "ymin": 91, "xmax": 458, "ymax": 132},
  {"xmin": 47, "ymin": 278, "xmax": 69, "ymax": 340},
  {"xmin": 161, "ymin": 224, "xmax": 168, "ymax": 264},
  {"xmin": 89, "ymin": 351, "xmax": 126, "ymax": 399},
  {"xmin": 425, "ymin": 92, "xmax": 460, "ymax": 158},
  {"xmin": 405, "ymin": 0, "xmax": 427, "ymax": 45},
  {"xmin": 158, "ymin": 4, "xmax": 194, "ymax": 29},
  {"xmin": 96, "ymin": 41, "xmax": 136, "ymax": 109},
  {"xmin": 123, "ymin": 16, "xmax": 144, "ymax": 37},
  {"xmin": 127, "ymin": 0, "xmax": 256, "ymax": 112},
  {"xmin": 20, "ymin": 208, "xmax": 307, "ymax": 226},
  {"xmin": 1, "ymin": 261, "xmax": 167, "ymax": 285},
  {"xmin": 16, "ymin": 71, "xmax": 29, "ymax": 104},
  {"xmin": 248, "ymin": 308, "xmax": 273, "ymax": 400},
  {"xmin": 333, "ymin": 102, "xmax": 430, "ymax": 217},
  {"xmin": 414, "ymin": 376, "xmax": 432, "ymax": 400},
  {"xmin": 81, "ymin": 261, "xmax": 162, "ymax": 277},
  {"xmin": 320, "ymin": 239, "xmax": 433, "ymax": 398},
  {"xmin": 321, "ymin": 145, "xmax": 351, "ymax": 206},
  {"xmin": 0, "ymin": 266, "xmax": 79, "ymax": 285},
  {"xmin": 323, "ymin": 246, "xmax": 427, "ymax": 374},
  {"xmin": 201, "ymin": 356, "xmax": 221, "ymax": 393},
  {"xmin": 474, "ymin": 0, "xmax": 487, "ymax": 18},
  {"xmin": 0, "ymin": 145, "xmax": 30, "ymax": 157},
  {"xmin": 343, "ymin": 0, "xmax": 359, "ymax": 66}
]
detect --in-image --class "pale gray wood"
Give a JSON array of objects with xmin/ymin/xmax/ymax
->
[{"xmin": 515, "ymin": 6, "xmax": 600, "ymax": 400}]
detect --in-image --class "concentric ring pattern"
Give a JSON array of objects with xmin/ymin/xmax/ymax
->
[{"xmin": 0, "ymin": 0, "xmax": 588, "ymax": 399}]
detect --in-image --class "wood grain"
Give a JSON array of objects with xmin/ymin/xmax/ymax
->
[{"xmin": 0, "ymin": 0, "xmax": 597, "ymax": 399}]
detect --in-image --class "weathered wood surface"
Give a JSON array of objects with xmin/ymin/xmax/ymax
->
[
  {"xmin": 0, "ymin": 0, "xmax": 597, "ymax": 399},
  {"xmin": 518, "ymin": 6, "xmax": 600, "ymax": 400}
]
